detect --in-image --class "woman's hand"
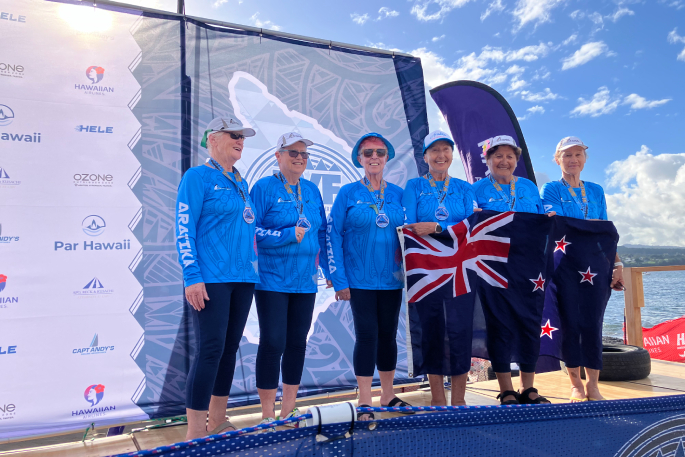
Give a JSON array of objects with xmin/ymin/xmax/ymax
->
[
  {"xmin": 294, "ymin": 227, "xmax": 306, "ymax": 243},
  {"xmin": 546, "ymin": 211, "xmax": 557, "ymax": 217},
  {"xmin": 611, "ymin": 266, "xmax": 625, "ymax": 291},
  {"xmin": 406, "ymin": 222, "xmax": 440, "ymax": 236},
  {"xmin": 326, "ymin": 280, "xmax": 334, "ymax": 289},
  {"xmin": 335, "ymin": 288, "xmax": 351, "ymax": 301},
  {"xmin": 186, "ymin": 282, "xmax": 209, "ymax": 311},
  {"xmin": 473, "ymin": 208, "xmax": 482, "ymax": 212}
]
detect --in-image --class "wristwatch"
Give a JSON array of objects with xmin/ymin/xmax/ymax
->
[{"xmin": 434, "ymin": 223, "xmax": 443, "ymax": 234}]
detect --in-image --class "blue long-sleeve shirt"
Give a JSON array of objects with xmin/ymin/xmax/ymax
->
[
  {"xmin": 175, "ymin": 164, "xmax": 259, "ymax": 287},
  {"xmin": 540, "ymin": 180, "xmax": 608, "ymax": 220},
  {"xmin": 472, "ymin": 176, "xmax": 544, "ymax": 214},
  {"xmin": 326, "ymin": 180, "xmax": 405, "ymax": 291},
  {"xmin": 402, "ymin": 176, "xmax": 476, "ymax": 229},
  {"xmin": 250, "ymin": 175, "xmax": 329, "ymax": 293}
]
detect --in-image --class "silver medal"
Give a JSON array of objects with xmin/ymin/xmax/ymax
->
[
  {"xmin": 435, "ymin": 206, "xmax": 449, "ymax": 221},
  {"xmin": 376, "ymin": 213, "xmax": 390, "ymax": 228},
  {"xmin": 296, "ymin": 216, "xmax": 311, "ymax": 232},
  {"xmin": 243, "ymin": 207, "xmax": 255, "ymax": 224}
]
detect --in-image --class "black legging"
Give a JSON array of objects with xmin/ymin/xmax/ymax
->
[
  {"xmin": 185, "ymin": 282, "xmax": 254, "ymax": 411},
  {"xmin": 349, "ymin": 288, "xmax": 403, "ymax": 377},
  {"xmin": 254, "ymin": 290, "xmax": 316, "ymax": 389}
]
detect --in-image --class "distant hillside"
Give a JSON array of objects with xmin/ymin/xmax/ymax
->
[{"xmin": 617, "ymin": 245, "xmax": 685, "ymax": 267}]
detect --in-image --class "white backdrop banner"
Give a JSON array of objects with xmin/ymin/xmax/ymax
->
[{"xmin": 0, "ymin": 0, "xmax": 429, "ymax": 439}]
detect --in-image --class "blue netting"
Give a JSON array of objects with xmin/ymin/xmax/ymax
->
[{"xmin": 113, "ymin": 395, "xmax": 685, "ymax": 457}]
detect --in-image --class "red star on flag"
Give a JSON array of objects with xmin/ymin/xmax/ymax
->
[
  {"xmin": 530, "ymin": 273, "xmax": 545, "ymax": 292},
  {"xmin": 579, "ymin": 267, "xmax": 598, "ymax": 285},
  {"xmin": 540, "ymin": 319, "xmax": 558, "ymax": 338},
  {"xmin": 554, "ymin": 235, "xmax": 571, "ymax": 253}
]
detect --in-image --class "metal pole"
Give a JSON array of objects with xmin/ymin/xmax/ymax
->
[{"xmin": 177, "ymin": 0, "xmax": 184, "ymax": 15}]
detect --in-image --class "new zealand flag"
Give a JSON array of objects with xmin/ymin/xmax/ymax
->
[{"xmin": 401, "ymin": 210, "xmax": 618, "ymax": 376}]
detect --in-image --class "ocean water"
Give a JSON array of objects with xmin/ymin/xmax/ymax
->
[{"xmin": 603, "ymin": 270, "xmax": 685, "ymax": 338}]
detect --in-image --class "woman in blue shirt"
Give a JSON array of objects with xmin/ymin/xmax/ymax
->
[
  {"xmin": 541, "ymin": 136, "xmax": 625, "ymax": 402},
  {"xmin": 327, "ymin": 132, "xmax": 412, "ymax": 420},
  {"xmin": 250, "ymin": 132, "xmax": 328, "ymax": 427},
  {"xmin": 402, "ymin": 130, "xmax": 477, "ymax": 407},
  {"xmin": 176, "ymin": 117, "xmax": 259, "ymax": 439},
  {"xmin": 472, "ymin": 135, "xmax": 554, "ymax": 406}
]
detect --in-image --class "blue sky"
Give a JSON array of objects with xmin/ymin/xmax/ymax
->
[{"xmin": 129, "ymin": 0, "xmax": 685, "ymax": 245}]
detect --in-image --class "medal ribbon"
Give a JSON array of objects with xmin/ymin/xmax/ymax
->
[
  {"xmin": 560, "ymin": 178, "xmax": 588, "ymax": 219},
  {"xmin": 424, "ymin": 173, "xmax": 451, "ymax": 206},
  {"xmin": 361, "ymin": 177, "xmax": 386, "ymax": 215},
  {"xmin": 275, "ymin": 172, "xmax": 304, "ymax": 216},
  {"xmin": 208, "ymin": 158, "xmax": 251, "ymax": 208},
  {"xmin": 489, "ymin": 175, "xmax": 517, "ymax": 211}
]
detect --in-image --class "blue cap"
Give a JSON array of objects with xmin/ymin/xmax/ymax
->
[
  {"xmin": 351, "ymin": 132, "xmax": 395, "ymax": 168},
  {"xmin": 423, "ymin": 130, "xmax": 455, "ymax": 154}
]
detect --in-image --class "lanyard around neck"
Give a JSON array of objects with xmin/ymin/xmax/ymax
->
[
  {"xmin": 489, "ymin": 174, "xmax": 517, "ymax": 210},
  {"xmin": 424, "ymin": 173, "xmax": 450, "ymax": 206},
  {"xmin": 560, "ymin": 178, "xmax": 588, "ymax": 219},
  {"xmin": 361, "ymin": 177, "xmax": 386, "ymax": 214},
  {"xmin": 275, "ymin": 172, "xmax": 304, "ymax": 215},
  {"xmin": 208, "ymin": 158, "xmax": 250, "ymax": 207}
]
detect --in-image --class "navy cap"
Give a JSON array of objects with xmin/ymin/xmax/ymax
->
[{"xmin": 351, "ymin": 132, "xmax": 395, "ymax": 168}]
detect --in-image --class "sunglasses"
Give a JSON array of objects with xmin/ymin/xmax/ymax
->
[
  {"xmin": 281, "ymin": 149, "xmax": 309, "ymax": 159},
  {"xmin": 225, "ymin": 132, "xmax": 245, "ymax": 140},
  {"xmin": 360, "ymin": 148, "xmax": 388, "ymax": 158}
]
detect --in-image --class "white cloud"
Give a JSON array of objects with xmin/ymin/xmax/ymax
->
[
  {"xmin": 518, "ymin": 104, "xmax": 545, "ymax": 120},
  {"xmin": 518, "ymin": 87, "xmax": 559, "ymax": 102},
  {"xmin": 668, "ymin": 28, "xmax": 685, "ymax": 61},
  {"xmin": 512, "ymin": 0, "xmax": 567, "ymax": 32},
  {"xmin": 561, "ymin": 41, "xmax": 610, "ymax": 70},
  {"xmin": 481, "ymin": 0, "xmax": 505, "ymax": 21},
  {"xmin": 351, "ymin": 13, "xmax": 370, "ymax": 24},
  {"xmin": 250, "ymin": 13, "xmax": 280, "ymax": 31},
  {"xmin": 661, "ymin": 0, "xmax": 684, "ymax": 9},
  {"xmin": 571, "ymin": 86, "xmax": 620, "ymax": 117},
  {"xmin": 509, "ymin": 77, "xmax": 527, "ymax": 91},
  {"xmin": 412, "ymin": 43, "xmax": 550, "ymax": 89},
  {"xmin": 411, "ymin": 0, "xmax": 473, "ymax": 21},
  {"xmin": 561, "ymin": 34, "xmax": 577, "ymax": 46},
  {"xmin": 623, "ymin": 94, "xmax": 672, "ymax": 110},
  {"xmin": 606, "ymin": 146, "xmax": 685, "ymax": 246},
  {"xmin": 377, "ymin": 7, "xmax": 399, "ymax": 20},
  {"xmin": 569, "ymin": 9, "xmax": 584, "ymax": 19},
  {"xmin": 432, "ymin": 34, "xmax": 446, "ymax": 42},
  {"xmin": 607, "ymin": 7, "xmax": 634, "ymax": 22},
  {"xmin": 212, "ymin": 0, "xmax": 228, "ymax": 7}
]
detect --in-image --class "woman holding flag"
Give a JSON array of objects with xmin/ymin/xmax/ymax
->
[
  {"xmin": 472, "ymin": 134, "xmax": 554, "ymax": 405},
  {"xmin": 250, "ymin": 131, "xmax": 329, "ymax": 426},
  {"xmin": 327, "ymin": 132, "xmax": 412, "ymax": 420},
  {"xmin": 541, "ymin": 136, "xmax": 625, "ymax": 402},
  {"xmin": 402, "ymin": 130, "xmax": 478, "ymax": 406}
]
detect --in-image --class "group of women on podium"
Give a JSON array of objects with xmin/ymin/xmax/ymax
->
[{"xmin": 176, "ymin": 116, "xmax": 625, "ymax": 438}]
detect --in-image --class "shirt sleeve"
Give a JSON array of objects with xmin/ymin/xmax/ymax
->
[
  {"xmin": 326, "ymin": 187, "xmax": 349, "ymax": 291},
  {"xmin": 250, "ymin": 180, "xmax": 296, "ymax": 247},
  {"xmin": 598, "ymin": 188, "xmax": 608, "ymax": 221},
  {"xmin": 402, "ymin": 180, "xmax": 418, "ymax": 225},
  {"xmin": 316, "ymin": 189, "xmax": 330, "ymax": 281},
  {"xmin": 541, "ymin": 182, "xmax": 563, "ymax": 215},
  {"xmin": 176, "ymin": 171, "xmax": 204, "ymax": 287}
]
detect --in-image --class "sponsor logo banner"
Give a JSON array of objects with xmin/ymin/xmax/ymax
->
[
  {"xmin": 0, "ymin": 274, "xmax": 18, "ymax": 309},
  {"xmin": 73, "ymin": 173, "xmax": 114, "ymax": 188},
  {"xmin": 0, "ymin": 104, "xmax": 43, "ymax": 144},
  {"xmin": 73, "ymin": 277, "xmax": 114, "ymax": 296},
  {"xmin": 54, "ymin": 215, "xmax": 131, "ymax": 252},
  {"xmin": 0, "ymin": 63, "xmax": 24, "ymax": 79},
  {"xmin": 72, "ymin": 384, "xmax": 115, "ymax": 419},
  {"xmin": 75, "ymin": 66, "xmax": 114, "ymax": 96},
  {"xmin": 0, "ymin": 224, "xmax": 20, "ymax": 244},
  {"xmin": 72, "ymin": 334, "xmax": 114, "ymax": 355}
]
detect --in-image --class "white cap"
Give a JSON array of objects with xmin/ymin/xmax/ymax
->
[
  {"xmin": 423, "ymin": 130, "xmax": 455, "ymax": 153},
  {"xmin": 201, "ymin": 116, "xmax": 256, "ymax": 148},
  {"xmin": 486, "ymin": 134, "xmax": 521, "ymax": 155},
  {"xmin": 557, "ymin": 136, "xmax": 588, "ymax": 151},
  {"xmin": 277, "ymin": 131, "xmax": 313, "ymax": 149}
]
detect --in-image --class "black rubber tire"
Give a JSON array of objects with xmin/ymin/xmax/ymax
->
[{"xmin": 560, "ymin": 344, "xmax": 651, "ymax": 381}]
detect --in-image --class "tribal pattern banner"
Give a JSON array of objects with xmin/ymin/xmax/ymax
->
[{"xmin": 0, "ymin": 0, "xmax": 428, "ymax": 439}]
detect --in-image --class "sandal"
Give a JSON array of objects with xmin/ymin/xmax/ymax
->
[
  {"xmin": 518, "ymin": 387, "xmax": 551, "ymax": 404},
  {"xmin": 496, "ymin": 390, "xmax": 519, "ymax": 405},
  {"xmin": 357, "ymin": 404, "xmax": 375, "ymax": 421},
  {"xmin": 382, "ymin": 397, "xmax": 415, "ymax": 415},
  {"xmin": 207, "ymin": 420, "xmax": 237, "ymax": 435}
]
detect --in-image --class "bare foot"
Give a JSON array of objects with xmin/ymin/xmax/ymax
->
[
  {"xmin": 185, "ymin": 427, "xmax": 208, "ymax": 440},
  {"xmin": 569, "ymin": 386, "xmax": 586, "ymax": 402}
]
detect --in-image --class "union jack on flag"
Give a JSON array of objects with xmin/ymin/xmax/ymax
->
[{"xmin": 402, "ymin": 212, "xmax": 514, "ymax": 303}]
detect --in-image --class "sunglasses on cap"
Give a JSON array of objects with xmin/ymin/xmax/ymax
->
[
  {"xmin": 281, "ymin": 149, "xmax": 309, "ymax": 159},
  {"xmin": 359, "ymin": 148, "xmax": 388, "ymax": 158}
]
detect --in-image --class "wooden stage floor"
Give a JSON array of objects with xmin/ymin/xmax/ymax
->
[{"xmin": 3, "ymin": 359, "xmax": 685, "ymax": 457}]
